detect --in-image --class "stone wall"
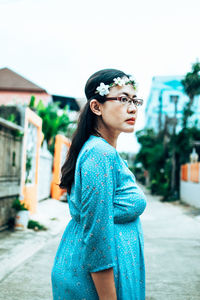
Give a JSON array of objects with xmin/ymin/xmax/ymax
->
[
  {"xmin": 0, "ymin": 196, "xmax": 16, "ymax": 228},
  {"xmin": 0, "ymin": 117, "xmax": 24, "ymax": 228}
]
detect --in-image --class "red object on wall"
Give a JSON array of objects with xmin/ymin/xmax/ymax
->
[
  {"xmin": 190, "ymin": 163, "xmax": 200, "ymax": 183},
  {"xmin": 181, "ymin": 164, "xmax": 188, "ymax": 181}
]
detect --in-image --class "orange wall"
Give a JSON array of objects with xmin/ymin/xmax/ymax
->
[
  {"xmin": 21, "ymin": 107, "xmax": 43, "ymax": 214},
  {"xmin": 51, "ymin": 134, "xmax": 71, "ymax": 200},
  {"xmin": 181, "ymin": 164, "xmax": 188, "ymax": 181},
  {"xmin": 181, "ymin": 163, "xmax": 200, "ymax": 183},
  {"xmin": 190, "ymin": 163, "xmax": 200, "ymax": 183}
]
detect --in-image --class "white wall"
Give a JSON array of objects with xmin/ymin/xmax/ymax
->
[
  {"xmin": 180, "ymin": 181, "xmax": 200, "ymax": 208},
  {"xmin": 37, "ymin": 141, "xmax": 53, "ymax": 201}
]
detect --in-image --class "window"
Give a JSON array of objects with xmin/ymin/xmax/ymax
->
[{"xmin": 170, "ymin": 95, "xmax": 179, "ymax": 103}]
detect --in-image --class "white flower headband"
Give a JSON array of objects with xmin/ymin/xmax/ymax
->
[{"xmin": 95, "ymin": 76, "xmax": 136, "ymax": 97}]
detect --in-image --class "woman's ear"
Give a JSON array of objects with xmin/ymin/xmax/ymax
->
[{"xmin": 90, "ymin": 99, "xmax": 102, "ymax": 116}]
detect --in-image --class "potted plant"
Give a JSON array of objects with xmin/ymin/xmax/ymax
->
[{"xmin": 12, "ymin": 197, "xmax": 30, "ymax": 230}]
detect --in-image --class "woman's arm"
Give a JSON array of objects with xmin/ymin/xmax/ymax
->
[
  {"xmin": 91, "ymin": 267, "xmax": 117, "ymax": 300},
  {"xmin": 80, "ymin": 145, "xmax": 118, "ymax": 298}
]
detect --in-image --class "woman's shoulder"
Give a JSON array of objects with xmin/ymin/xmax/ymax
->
[{"xmin": 78, "ymin": 135, "xmax": 118, "ymax": 164}]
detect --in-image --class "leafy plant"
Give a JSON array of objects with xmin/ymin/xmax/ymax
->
[
  {"xmin": 25, "ymin": 150, "xmax": 33, "ymax": 184},
  {"xmin": 12, "ymin": 197, "xmax": 28, "ymax": 211},
  {"xmin": 28, "ymin": 220, "xmax": 47, "ymax": 231},
  {"xmin": 6, "ymin": 113, "xmax": 16, "ymax": 123},
  {"xmin": 29, "ymin": 95, "xmax": 36, "ymax": 109},
  {"xmin": 33, "ymin": 99, "xmax": 73, "ymax": 154},
  {"xmin": 12, "ymin": 130, "xmax": 24, "ymax": 139}
]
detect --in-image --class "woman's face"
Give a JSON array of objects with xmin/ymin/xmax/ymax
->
[{"xmin": 98, "ymin": 84, "xmax": 138, "ymax": 135}]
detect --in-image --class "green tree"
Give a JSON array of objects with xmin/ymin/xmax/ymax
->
[
  {"xmin": 135, "ymin": 122, "xmax": 200, "ymax": 201},
  {"xmin": 29, "ymin": 95, "xmax": 36, "ymax": 109},
  {"xmin": 135, "ymin": 61, "xmax": 200, "ymax": 201},
  {"xmin": 35, "ymin": 100, "xmax": 72, "ymax": 153},
  {"xmin": 135, "ymin": 129, "xmax": 172, "ymax": 199},
  {"xmin": 181, "ymin": 62, "xmax": 200, "ymax": 128}
]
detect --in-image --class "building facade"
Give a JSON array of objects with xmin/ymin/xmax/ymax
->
[{"xmin": 145, "ymin": 76, "xmax": 200, "ymax": 133}]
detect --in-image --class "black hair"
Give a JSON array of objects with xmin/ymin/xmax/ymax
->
[{"xmin": 59, "ymin": 68, "xmax": 128, "ymax": 194}]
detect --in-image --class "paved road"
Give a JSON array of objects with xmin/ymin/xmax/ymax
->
[
  {"xmin": 0, "ymin": 234, "xmax": 61, "ymax": 300},
  {"xmin": 142, "ymin": 191, "xmax": 200, "ymax": 300},
  {"xmin": 0, "ymin": 189, "xmax": 200, "ymax": 300}
]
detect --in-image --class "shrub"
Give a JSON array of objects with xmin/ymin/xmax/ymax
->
[
  {"xmin": 28, "ymin": 220, "xmax": 47, "ymax": 231},
  {"xmin": 12, "ymin": 198, "xmax": 28, "ymax": 211}
]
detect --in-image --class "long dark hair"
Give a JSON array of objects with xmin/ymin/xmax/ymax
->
[{"xmin": 59, "ymin": 68, "xmax": 128, "ymax": 194}]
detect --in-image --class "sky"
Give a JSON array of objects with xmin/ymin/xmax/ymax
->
[{"xmin": 1, "ymin": 0, "xmax": 200, "ymax": 152}]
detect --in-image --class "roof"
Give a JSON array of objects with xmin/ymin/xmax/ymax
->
[
  {"xmin": 0, "ymin": 67, "xmax": 47, "ymax": 93},
  {"xmin": 52, "ymin": 95, "xmax": 80, "ymax": 111},
  {"xmin": 152, "ymin": 75, "xmax": 184, "ymax": 91},
  {"xmin": 152, "ymin": 75, "xmax": 184, "ymax": 82}
]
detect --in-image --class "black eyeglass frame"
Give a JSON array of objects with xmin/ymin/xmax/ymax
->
[{"xmin": 104, "ymin": 96, "xmax": 143, "ymax": 107}]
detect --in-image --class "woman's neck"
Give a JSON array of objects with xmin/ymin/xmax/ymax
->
[{"xmin": 94, "ymin": 128, "xmax": 120, "ymax": 149}]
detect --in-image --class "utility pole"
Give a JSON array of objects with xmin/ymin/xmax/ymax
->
[
  {"xmin": 171, "ymin": 95, "xmax": 179, "ymax": 196},
  {"xmin": 158, "ymin": 91, "xmax": 163, "ymax": 132}
]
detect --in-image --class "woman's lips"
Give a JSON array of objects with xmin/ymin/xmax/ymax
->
[
  {"xmin": 126, "ymin": 120, "xmax": 135, "ymax": 124},
  {"xmin": 126, "ymin": 118, "xmax": 136, "ymax": 124}
]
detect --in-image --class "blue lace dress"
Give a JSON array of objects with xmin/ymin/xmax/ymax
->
[{"xmin": 51, "ymin": 135, "xmax": 147, "ymax": 300}]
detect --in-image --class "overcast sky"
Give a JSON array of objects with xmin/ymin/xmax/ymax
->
[{"xmin": 1, "ymin": 0, "xmax": 200, "ymax": 152}]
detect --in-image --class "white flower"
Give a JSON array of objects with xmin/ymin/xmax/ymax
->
[
  {"xmin": 129, "ymin": 75, "xmax": 135, "ymax": 82},
  {"xmin": 124, "ymin": 77, "xmax": 130, "ymax": 84},
  {"xmin": 96, "ymin": 82, "xmax": 110, "ymax": 96},
  {"xmin": 113, "ymin": 77, "xmax": 126, "ymax": 86},
  {"xmin": 120, "ymin": 78, "xmax": 126, "ymax": 85}
]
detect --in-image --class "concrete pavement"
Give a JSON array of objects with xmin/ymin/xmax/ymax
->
[
  {"xmin": 0, "ymin": 235, "xmax": 61, "ymax": 300},
  {"xmin": 141, "ymin": 188, "xmax": 200, "ymax": 300},
  {"xmin": 0, "ymin": 188, "xmax": 200, "ymax": 299},
  {"xmin": 0, "ymin": 198, "xmax": 71, "ymax": 282}
]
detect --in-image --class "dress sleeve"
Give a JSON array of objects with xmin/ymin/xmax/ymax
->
[{"xmin": 80, "ymin": 147, "xmax": 117, "ymax": 272}]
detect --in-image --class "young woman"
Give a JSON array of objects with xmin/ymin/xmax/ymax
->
[{"xmin": 51, "ymin": 68, "xmax": 147, "ymax": 300}]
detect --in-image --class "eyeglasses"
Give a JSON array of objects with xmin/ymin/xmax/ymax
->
[{"xmin": 105, "ymin": 96, "xmax": 143, "ymax": 107}]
